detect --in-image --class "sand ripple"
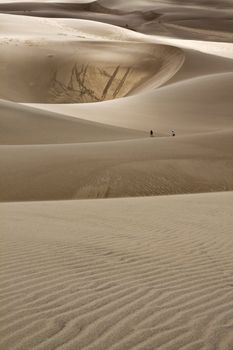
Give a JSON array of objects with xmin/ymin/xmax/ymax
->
[{"xmin": 1, "ymin": 192, "xmax": 233, "ymax": 349}]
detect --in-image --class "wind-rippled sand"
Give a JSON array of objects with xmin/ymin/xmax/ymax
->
[
  {"xmin": 0, "ymin": 1, "xmax": 233, "ymax": 349},
  {"xmin": 1, "ymin": 192, "xmax": 233, "ymax": 350}
]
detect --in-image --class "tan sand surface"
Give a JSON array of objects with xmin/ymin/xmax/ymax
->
[
  {"xmin": 31, "ymin": 72, "xmax": 233, "ymax": 133},
  {"xmin": 0, "ymin": 9, "xmax": 232, "ymax": 199},
  {"xmin": 1, "ymin": 129, "xmax": 232, "ymax": 201},
  {"xmin": 0, "ymin": 99, "xmax": 145, "ymax": 145},
  {"xmin": 1, "ymin": 192, "xmax": 233, "ymax": 349},
  {"xmin": 0, "ymin": 0, "xmax": 232, "ymax": 42},
  {"xmin": 1, "ymin": 2, "xmax": 233, "ymax": 349},
  {"xmin": 101, "ymin": 0, "xmax": 233, "ymax": 43},
  {"xmin": 0, "ymin": 14, "xmax": 184, "ymax": 103},
  {"xmin": 0, "ymin": 12, "xmax": 232, "ymax": 202},
  {"xmin": 22, "ymin": 17, "xmax": 232, "ymax": 132}
]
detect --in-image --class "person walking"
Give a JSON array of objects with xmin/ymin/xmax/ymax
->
[
  {"xmin": 150, "ymin": 130, "xmax": 154, "ymax": 137},
  {"xmin": 171, "ymin": 130, "xmax": 175, "ymax": 137}
]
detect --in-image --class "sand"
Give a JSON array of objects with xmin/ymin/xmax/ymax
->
[
  {"xmin": 1, "ymin": 192, "xmax": 233, "ymax": 349},
  {"xmin": 1, "ymin": 129, "xmax": 233, "ymax": 201},
  {"xmin": 0, "ymin": 0, "xmax": 232, "ymax": 42},
  {"xmin": 0, "ymin": 14, "xmax": 184, "ymax": 103},
  {"xmin": 0, "ymin": 99, "xmax": 146, "ymax": 144},
  {"xmin": 0, "ymin": 1, "xmax": 233, "ymax": 349},
  {"xmin": 30, "ymin": 72, "xmax": 233, "ymax": 133}
]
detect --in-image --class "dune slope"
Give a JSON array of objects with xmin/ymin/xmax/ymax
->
[
  {"xmin": 0, "ymin": 14, "xmax": 184, "ymax": 103},
  {"xmin": 0, "ymin": 0, "xmax": 232, "ymax": 42},
  {"xmin": 0, "ymin": 100, "xmax": 145, "ymax": 145},
  {"xmin": 0, "ymin": 13, "xmax": 232, "ymax": 202},
  {"xmin": 32, "ymin": 72, "xmax": 233, "ymax": 134},
  {"xmin": 0, "ymin": 129, "xmax": 232, "ymax": 201}
]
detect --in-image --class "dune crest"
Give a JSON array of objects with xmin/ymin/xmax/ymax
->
[
  {"xmin": 0, "ymin": 0, "xmax": 232, "ymax": 42},
  {"xmin": 0, "ymin": 14, "xmax": 184, "ymax": 103}
]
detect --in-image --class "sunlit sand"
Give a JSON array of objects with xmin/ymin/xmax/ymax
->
[{"xmin": 1, "ymin": 1, "xmax": 233, "ymax": 349}]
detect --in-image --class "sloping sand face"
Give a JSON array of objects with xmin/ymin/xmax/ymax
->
[
  {"xmin": 0, "ymin": 100, "xmax": 146, "ymax": 145},
  {"xmin": 0, "ymin": 41, "xmax": 182, "ymax": 103},
  {"xmin": 0, "ymin": 0, "xmax": 232, "ymax": 42},
  {"xmin": 34, "ymin": 72, "xmax": 233, "ymax": 134},
  {"xmin": 0, "ymin": 15, "xmax": 184, "ymax": 103},
  {"xmin": 0, "ymin": 0, "xmax": 156, "ymax": 28},
  {"xmin": 1, "ymin": 130, "xmax": 233, "ymax": 201}
]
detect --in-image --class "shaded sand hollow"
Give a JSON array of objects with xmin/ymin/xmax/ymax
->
[{"xmin": 0, "ymin": 14, "xmax": 184, "ymax": 103}]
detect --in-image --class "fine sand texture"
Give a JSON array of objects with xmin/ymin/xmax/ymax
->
[
  {"xmin": 1, "ymin": 192, "xmax": 233, "ymax": 350},
  {"xmin": 1, "ymin": 1, "xmax": 233, "ymax": 349},
  {"xmin": 1, "ymin": 129, "xmax": 233, "ymax": 201}
]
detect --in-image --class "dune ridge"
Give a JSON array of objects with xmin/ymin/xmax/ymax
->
[
  {"xmin": 0, "ymin": 14, "xmax": 184, "ymax": 103},
  {"xmin": 0, "ymin": 0, "xmax": 232, "ymax": 42},
  {"xmin": 0, "ymin": 14, "xmax": 232, "ymax": 202},
  {"xmin": 31, "ymin": 72, "xmax": 233, "ymax": 134}
]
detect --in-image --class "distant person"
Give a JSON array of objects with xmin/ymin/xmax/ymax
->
[
  {"xmin": 171, "ymin": 130, "xmax": 176, "ymax": 137},
  {"xmin": 150, "ymin": 130, "xmax": 154, "ymax": 137}
]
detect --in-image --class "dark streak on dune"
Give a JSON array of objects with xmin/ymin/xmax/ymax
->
[
  {"xmin": 0, "ymin": 1, "xmax": 159, "ymax": 28},
  {"xmin": 0, "ymin": 0, "xmax": 232, "ymax": 42}
]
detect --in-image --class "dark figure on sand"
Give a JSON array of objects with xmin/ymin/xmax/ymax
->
[{"xmin": 150, "ymin": 130, "xmax": 154, "ymax": 137}]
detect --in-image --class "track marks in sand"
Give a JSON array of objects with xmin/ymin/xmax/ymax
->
[
  {"xmin": 0, "ymin": 15, "xmax": 184, "ymax": 103},
  {"xmin": 1, "ymin": 192, "xmax": 233, "ymax": 350}
]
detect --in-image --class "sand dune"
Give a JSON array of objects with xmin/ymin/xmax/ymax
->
[
  {"xmin": 0, "ymin": 14, "xmax": 184, "ymax": 103},
  {"xmin": 1, "ymin": 2, "xmax": 233, "ymax": 349},
  {"xmin": 1, "ymin": 192, "xmax": 233, "ymax": 349},
  {"xmin": 0, "ymin": 99, "xmax": 145, "ymax": 145},
  {"xmin": 31, "ymin": 72, "xmax": 233, "ymax": 134},
  {"xmin": 151, "ymin": 36, "xmax": 233, "ymax": 60},
  {"xmin": 0, "ymin": 14, "xmax": 232, "ymax": 202},
  {"xmin": 0, "ymin": 12, "xmax": 232, "ymax": 199},
  {"xmin": 0, "ymin": 13, "xmax": 146, "ymax": 40},
  {"xmin": 1, "ymin": 129, "xmax": 232, "ymax": 201},
  {"xmin": 166, "ymin": 49, "xmax": 233, "ymax": 84},
  {"xmin": 0, "ymin": 40, "xmax": 183, "ymax": 103},
  {"xmin": 100, "ymin": 0, "xmax": 233, "ymax": 42},
  {"xmin": 0, "ymin": 0, "xmax": 158, "ymax": 30},
  {"xmin": 0, "ymin": 0, "xmax": 232, "ymax": 42}
]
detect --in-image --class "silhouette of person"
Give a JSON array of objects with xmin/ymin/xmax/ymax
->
[
  {"xmin": 171, "ymin": 130, "xmax": 175, "ymax": 137},
  {"xmin": 150, "ymin": 130, "xmax": 154, "ymax": 137}
]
